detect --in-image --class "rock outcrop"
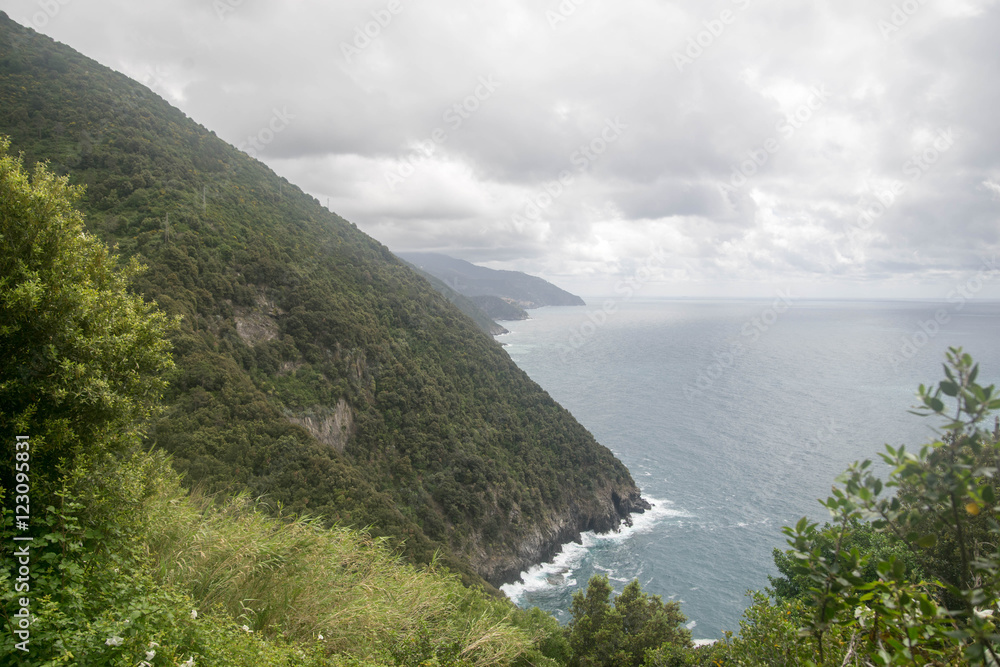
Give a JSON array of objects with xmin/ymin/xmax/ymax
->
[{"xmin": 474, "ymin": 484, "xmax": 650, "ymax": 587}]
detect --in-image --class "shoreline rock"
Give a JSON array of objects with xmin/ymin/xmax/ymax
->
[{"xmin": 474, "ymin": 485, "xmax": 652, "ymax": 588}]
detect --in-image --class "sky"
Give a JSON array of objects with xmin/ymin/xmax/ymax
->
[{"xmin": 6, "ymin": 0, "xmax": 1000, "ymax": 298}]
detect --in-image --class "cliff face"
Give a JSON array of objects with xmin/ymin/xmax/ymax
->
[
  {"xmin": 475, "ymin": 485, "xmax": 651, "ymax": 587},
  {"xmin": 0, "ymin": 14, "xmax": 647, "ymax": 588}
]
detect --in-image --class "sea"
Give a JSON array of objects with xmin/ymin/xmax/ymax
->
[{"xmin": 497, "ymin": 297, "xmax": 1000, "ymax": 641}]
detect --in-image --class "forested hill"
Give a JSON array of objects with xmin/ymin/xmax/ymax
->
[
  {"xmin": 0, "ymin": 13, "xmax": 647, "ymax": 587},
  {"xmin": 399, "ymin": 252, "xmax": 586, "ymax": 309}
]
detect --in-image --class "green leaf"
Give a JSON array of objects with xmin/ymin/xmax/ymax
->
[{"xmin": 918, "ymin": 597, "xmax": 937, "ymax": 617}]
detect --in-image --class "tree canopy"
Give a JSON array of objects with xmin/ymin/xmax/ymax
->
[
  {"xmin": 568, "ymin": 575, "xmax": 693, "ymax": 667},
  {"xmin": 0, "ymin": 137, "xmax": 173, "ymax": 482}
]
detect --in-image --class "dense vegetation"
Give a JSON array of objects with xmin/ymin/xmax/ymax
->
[
  {"xmin": 0, "ymin": 12, "xmax": 645, "ymax": 589},
  {"xmin": 401, "ymin": 263, "xmax": 511, "ymax": 336},
  {"xmin": 470, "ymin": 295, "xmax": 531, "ymax": 323},
  {"xmin": 6, "ymin": 11, "xmax": 1000, "ymax": 666},
  {"xmin": 0, "ymin": 139, "xmax": 708, "ymax": 666}
]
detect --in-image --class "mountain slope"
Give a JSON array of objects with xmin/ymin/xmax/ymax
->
[
  {"xmin": 471, "ymin": 294, "xmax": 531, "ymax": 322},
  {"xmin": 399, "ymin": 252, "xmax": 586, "ymax": 309},
  {"xmin": 401, "ymin": 262, "xmax": 511, "ymax": 335},
  {"xmin": 0, "ymin": 13, "xmax": 647, "ymax": 586}
]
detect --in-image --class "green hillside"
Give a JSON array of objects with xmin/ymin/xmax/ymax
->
[
  {"xmin": 471, "ymin": 295, "xmax": 531, "ymax": 323},
  {"xmin": 0, "ymin": 122, "xmax": 696, "ymax": 667},
  {"xmin": 0, "ymin": 12, "xmax": 646, "ymax": 588},
  {"xmin": 400, "ymin": 262, "xmax": 511, "ymax": 336},
  {"xmin": 399, "ymin": 252, "xmax": 586, "ymax": 309}
]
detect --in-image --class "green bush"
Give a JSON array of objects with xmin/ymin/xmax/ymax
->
[
  {"xmin": 0, "ymin": 137, "xmax": 174, "ymax": 489},
  {"xmin": 779, "ymin": 348, "xmax": 1000, "ymax": 665},
  {"xmin": 567, "ymin": 575, "xmax": 693, "ymax": 667}
]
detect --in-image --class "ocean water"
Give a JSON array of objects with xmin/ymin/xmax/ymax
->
[{"xmin": 497, "ymin": 298, "xmax": 1000, "ymax": 640}]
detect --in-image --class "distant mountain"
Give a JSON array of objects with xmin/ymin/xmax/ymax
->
[
  {"xmin": 470, "ymin": 295, "xmax": 530, "ymax": 322},
  {"xmin": 405, "ymin": 265, "xmax": 510, "ymax": 335},
  {"xmin": 398, "ymin": 252, "xmax": 586, "ymax": 309},
  {"xmin": 401, "ymin": 259, "xmax": 530, "ymax": 336}
]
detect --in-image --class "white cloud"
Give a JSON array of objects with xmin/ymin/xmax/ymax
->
[{"xmin": 7, "ymin": 0, "xmax": 1000, "ymax": 296}]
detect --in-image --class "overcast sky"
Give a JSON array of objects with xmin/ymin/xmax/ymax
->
[{"xmin": 8, "ymin": 0, "xmax": 1000, "ymax": 297}]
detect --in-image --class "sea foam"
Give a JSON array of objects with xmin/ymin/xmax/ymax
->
[{"xmin": 500, "ymin": 496, "xmax": 687, "ymax": 605}]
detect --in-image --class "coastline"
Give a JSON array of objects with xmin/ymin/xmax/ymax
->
[
  {"xmin": 500, "ymin": 495, "xmax": 682, "ymax": 603},
  {"xmin": 476, "ymin": 485, "xmax": 651, "ymax": 587}
]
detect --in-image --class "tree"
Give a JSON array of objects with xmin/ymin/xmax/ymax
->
[
  {"xmin": 569, "ymin": 575, "xmax": 692, "ymax": 667},
  {"xmin": 781, "ymin": 348, "xmax": 1000, "ymax": 665},
  {"xmin": 0, "ymin": 136, "xmax": 174, "ymax": 486},
  {"xmin": 769, "ymin": 518, "xmax": 922, "ymax": 602}
]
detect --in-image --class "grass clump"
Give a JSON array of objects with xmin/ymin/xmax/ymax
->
[
  {"xmin": 147, "ymin": 478, "xmax": 536, "ymax": 665},
  {"xmin": 1, "ymin": 450, "xmax": 542, "ymax": 665}
]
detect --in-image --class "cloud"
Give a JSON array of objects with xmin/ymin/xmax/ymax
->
[{"xmin": 8, "ymin": 0, "xmax": 1000, "ymax": 296}]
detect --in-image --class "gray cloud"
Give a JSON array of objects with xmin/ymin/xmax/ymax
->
[{"xmin": 8, "ymin": 0, "xmax": 1000, "ymax": 296}]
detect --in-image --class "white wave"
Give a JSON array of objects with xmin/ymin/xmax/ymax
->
[
  {"xmin": 500, "ymin": 496, "xmax": 687, "ymax": 604},
  {"xmin": 587, "ymin": 496, "xmax": 690, "ymax": 545},
  {"xmin": 500, "ymin": 539, "xmax": 591, "ymax": 603},
  {"xmin": 685, "ymin": 620, "xmax": 697, "ymax": 630}
]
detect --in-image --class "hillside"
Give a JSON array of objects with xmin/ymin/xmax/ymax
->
[
  {"xmin": 471, "ymin": 295, "xmax": 531, "ymax": 322},
  {"xmin": 398, "ymin": 252, "xmax": 586, "ymax": 309},
  {"xmin": 401, "ymin": 262, "xmax": 511, "ymax": 335},
  {"xmin": 0, "ymin": 12, "xmax": 646, "ymax": 587}
]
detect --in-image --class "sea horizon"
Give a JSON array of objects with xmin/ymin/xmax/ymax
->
[{"xmin": 497, "ymin": 297, "xmax": 1000, "ymax": 638}]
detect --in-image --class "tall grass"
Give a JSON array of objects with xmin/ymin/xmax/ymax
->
[{"xmin": 144, "ymin": 482, "xmax": 536, "ymax": 665}]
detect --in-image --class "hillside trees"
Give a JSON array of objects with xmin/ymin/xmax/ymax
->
[
  {"xmin": 0, "ymin": 139, "xmax": 550, "ymax": 665},
  {"xmin": 0, "ymin": 135, "xmax": 174, "ymax": 488},
  {"xmin": 568, "ymin": 575, "xmax": 693, "ymax": 667}
]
